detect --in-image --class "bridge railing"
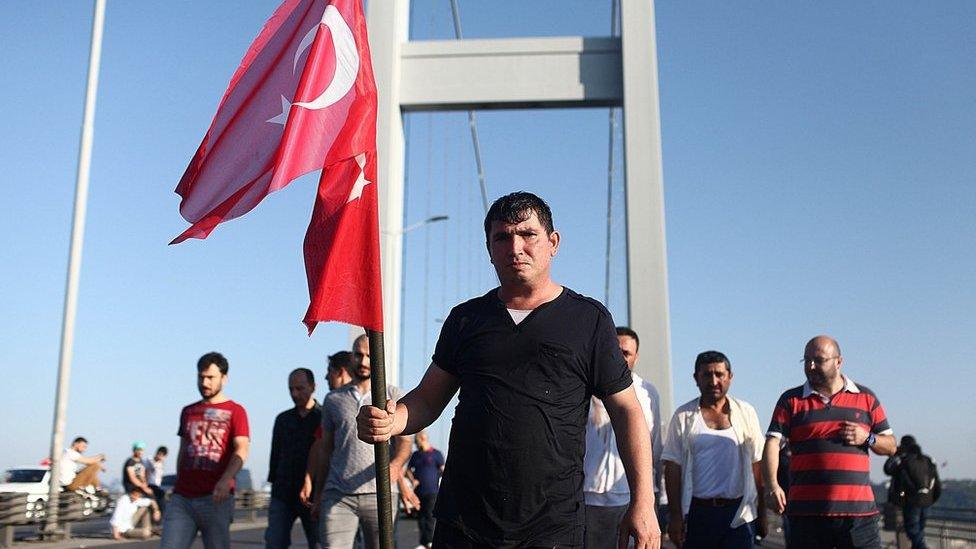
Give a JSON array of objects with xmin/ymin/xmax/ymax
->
[
  {"xmin": 0, "ymin": 491, "xmax": 110, "ymax": 547},
  {"xmin": 883, "ymin": 503, "xmax": 976, "ymax": 548},
  {"xmin": 235, "ymin": 490, "xmax": 270, "ymax": 522},
  {"xmin": 0, "ymin": 490, "xmax": 270, "ymax": 547}
]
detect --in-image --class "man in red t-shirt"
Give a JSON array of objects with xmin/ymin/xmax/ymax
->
[{"xmin": 160, "ymin": 352, "xmax": 250, "ymax": 549}]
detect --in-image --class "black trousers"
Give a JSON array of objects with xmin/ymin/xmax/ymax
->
[
  {"xmin": 432, "ymin": 520, "xmax": 581, "ymax": 549},
  {"xmin": 418, "ymin": 493, "xmax": 437, "ymax": 546},
  {"xmin": 583, "ymin": 504, "xmax": 627, "ymax": 549},
  {"xmin": 788, "ymin": 515, "xmax": 881, "ymax": 549}
]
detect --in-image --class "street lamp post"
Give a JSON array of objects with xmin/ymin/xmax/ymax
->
[{"xmin": 388, "ymin": 214, "xmax": 449, "ymax": 236}]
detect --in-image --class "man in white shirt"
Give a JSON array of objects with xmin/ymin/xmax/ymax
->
[
  {"xmin": 59, "ymin": 436, "xmax": 105, "ymax": 492},
  {"xmin": 146, "ymin": 446, "xmax": 168, "ymax": 487},
  {"xmin": 110, "ymin": 487, "xmax": 161, "ymax": 540},
  {"xmin": 583, "ymin": 326, "xmax": 663, "ymax": 548},
  {"xmin": 662, "ymin": 351, "xmax": 766, "ymax": 548}
]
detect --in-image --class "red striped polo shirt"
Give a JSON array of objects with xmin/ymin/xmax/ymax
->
[{"xmin": 767, "ymin": 377, "xmax": 892, "ymax": 517}]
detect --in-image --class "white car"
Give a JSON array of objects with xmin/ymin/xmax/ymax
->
[
  {"xmin": 0, "ymin": 467, "xmax": 50, "ymax": 520},
  {"xmin": 0, "ymin": 467, "xmax": 109, "ymax": 521}
]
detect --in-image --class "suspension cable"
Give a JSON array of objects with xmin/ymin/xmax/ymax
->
[
  {"xmin": 448, "ymin": 0, "xmax": 490, "ymax": 213},
  {"xmin": 604, "ymin": 0, "xmax": 620, "ymax": 305}
]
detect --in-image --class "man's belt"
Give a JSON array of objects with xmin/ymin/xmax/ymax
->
[{"xmin": 691, "ymin": 496, "xmax": 743, "ymax": 507}]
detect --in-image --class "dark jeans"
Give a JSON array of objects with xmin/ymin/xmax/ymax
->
[
  {"xmin": 902, "ymin": 505, "xmax": 929, "ymax": 549},
  {"xmin": 149, "ymin": 484, "xmax": 166, "ymax": 519},
  {"xmin": 432, "ymin": 520, "xmax": 580, "ymax": 549},
  {"xmin": 657, "ymin": 502, "xmax": 670, "ymax": 540},
  {"xmin": 264, "ymin": 497, "xmax": 318, "ymax": 549},
  {"xmin": 418, "ymin": 493, "xmax": 438, "ymax": 546},
  {"xmin": 683, "ymin": 500, "xmax": 753, "ymax": 549},
  {"xmin": 788, "ymin": 515, "xmax": 881, "ymax": 549},
  {"xmin": 584, "ymin": 504, "xmax": 628, "ymax": 549}
]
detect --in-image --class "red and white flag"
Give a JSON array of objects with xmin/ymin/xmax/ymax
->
[{"xmin": 171, "ymin": 0, "xmax": 382, "ymax": 333}]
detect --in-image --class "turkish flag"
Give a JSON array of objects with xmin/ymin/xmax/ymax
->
[{"xmin": 171, "ymin": 0, "xmax": 383, "ymax": 333}]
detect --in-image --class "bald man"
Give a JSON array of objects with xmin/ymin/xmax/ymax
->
[{"xmin": 763, "ymin": 336, "xmax": 896, "ymax": 548}]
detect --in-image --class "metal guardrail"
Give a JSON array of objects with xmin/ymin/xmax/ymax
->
[
  {"xmin": 883, "ymin": 504, "xmax": 976, "ymax": 548},
  {"xmin": 924, "ymin": 506, "xmax": 976, "ymax": 547},
  {"xmin": 235, "ymin": 490, "xmax": 271, "ymax": 522},
  {"xmin": 0, "ymin": 491, "xmax": 110, "ymax": 548}
]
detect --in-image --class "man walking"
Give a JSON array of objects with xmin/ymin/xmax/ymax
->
[
  {"xmin": 583, "ymin": 326, "xmax": 662, "ymax": 548},
  {"xmin": 884, "ymin": 435, "xmax": 941, "ymax": 549},
  {"xmin": 265, "ymin": 368, "xmax": 321, "ymax": 549},
  {"xmin": 661, "ymin": 351, "xmax": 766, "ymax": 548},
  {"xmin": 299, "ymin": 350, "xmax": 358, "ymax": 507},
  {"xmin": 326, "ymin": 350, "xmax": 355, "ymax": 390},
  {"xmin": 763, "ymin": 335, "xmax": 896, "ymax": 548},
  {"xmin": 161, "ymin": 352, "xmax": 250, "ymax": 549},
  {"xmin": 311, "ymin": 335, "xmax": 416, "ymax": 549},
  {"xmin": 357, "ymin": 192, "xmax": 660, "ymax": 548},
  {"xmin": 406, "ymin": 430, "xmax": 445, "ymax": 548}
]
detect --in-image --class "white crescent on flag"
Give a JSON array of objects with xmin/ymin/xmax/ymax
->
[{"xmin": 293, "ymin": 5, "xmax": 359, "ymax": 110}]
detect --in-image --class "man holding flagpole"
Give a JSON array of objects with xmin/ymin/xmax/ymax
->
[{"xmin": 357, "ymin": 192, "xmax": 661, "ymax": 548}]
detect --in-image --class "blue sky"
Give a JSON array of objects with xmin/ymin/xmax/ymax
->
[{"xmin": 1, "ymin": 0, "xmax": 973, "ymax": 488}]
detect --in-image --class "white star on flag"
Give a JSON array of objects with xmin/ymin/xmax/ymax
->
[
  {"xmin": 346, "ymin": 153, "xmax": 369, "ymax": 203},
  {"xmin": 267, "ymin": 95, "xmax": 291, "ymax": 126}
]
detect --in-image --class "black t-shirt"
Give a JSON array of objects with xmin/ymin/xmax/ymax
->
[
  {"xmin": 432, "ymin": 287, "xmax": 632, "ymax": 547},
  {"xmin": 122, "ymin": 457, "xmax": 146, "ymax": 493}
]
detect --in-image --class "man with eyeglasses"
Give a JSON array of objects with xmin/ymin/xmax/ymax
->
[{"xmin": 762, "ymin": 336, "xmax": 896, "ymax": 548}]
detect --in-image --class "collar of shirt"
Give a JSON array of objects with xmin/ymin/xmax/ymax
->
[
  {"xmin": 288, "ymin": 400, "xmax": 321, "ymax": 417},
  {"xmin": 802, "ymin": 375, "xmax": 859, "ymax": 402},
  {"xmin": 350, "ymin": 386, "xmax": 369, "ymax": 407},
  {"xmin": 663, "ymin": 395, "xmax": 763, "ymax": 528}
]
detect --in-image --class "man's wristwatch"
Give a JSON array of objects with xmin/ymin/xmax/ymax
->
[{"xmin": 864, "ymin": 432, "xmax": 877, "ymax": 448}]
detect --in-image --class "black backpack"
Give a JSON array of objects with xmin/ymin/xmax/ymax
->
[{"xmin": 894, "ymin": 454, "xmax": 941, "ymax": 507}]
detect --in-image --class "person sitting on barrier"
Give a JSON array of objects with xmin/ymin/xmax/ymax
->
[
  {"xmin": 111, "ymin": 487, "xmax": 161, "ymax": 540},
  {"xmin": 60, "ymin": 436, "xmax": 106, "ymax": 493},
  {"xmin": 123, "ymin": 441, "xmax": 154, "ymax": 498}
]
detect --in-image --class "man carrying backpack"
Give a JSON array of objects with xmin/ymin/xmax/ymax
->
[{"xmin": 884, "ymin": 435, "xmax": 941, "ymax": 549}]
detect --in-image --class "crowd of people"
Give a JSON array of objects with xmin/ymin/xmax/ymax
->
[
  {"xmin": 55, "ymin": 192, "xmax": 941, "ymax": 549},
  {"xmin": 56, "ymin": 436, "xmax": 169, "ymax": 540}
]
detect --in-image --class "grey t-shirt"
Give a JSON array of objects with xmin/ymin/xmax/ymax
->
[{"xmin": 322, "ymin": 383, "xmax": 403, "ymax": 495}]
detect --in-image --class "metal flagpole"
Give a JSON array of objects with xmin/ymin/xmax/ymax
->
[
  {"xmin": 366, "ymin": 329, "xmax": 395, "ymax": 549},
  {"xmin": 42, "ymin": 0, "xmax": 106, "ymax": 538}
]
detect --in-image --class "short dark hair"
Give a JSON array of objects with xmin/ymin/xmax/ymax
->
[
  {"xmin": 483, "ymin": 192, "xmax": 555, "ymax": 243},
  {"xmin": 72, "ymin": 436, "xmax": 88, "ymax": 445},
  {"xmin": 197, "ymin": 352, "xmax": 229, "ymax": 374},
  {"xmin": 616, "ymin": 326, "xmax": 639, "ymax": 350},
  {"xmin": 694, "ymin": 350, "xmax": 731, "ymax": 375},
  {"xmin": 290, "ymin": 367, "xmax": 315, "ymax": 385},
  {"xmin": 155, "ymin": 446, "xmax": 168, "ymax": 456},
  {"xmin": 328, "ymin": 351, "xmax": 353, "ymax": 374},
  {"xmin": 900, "ymin": 435, "xmax": 921, "ymax": 455}
]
